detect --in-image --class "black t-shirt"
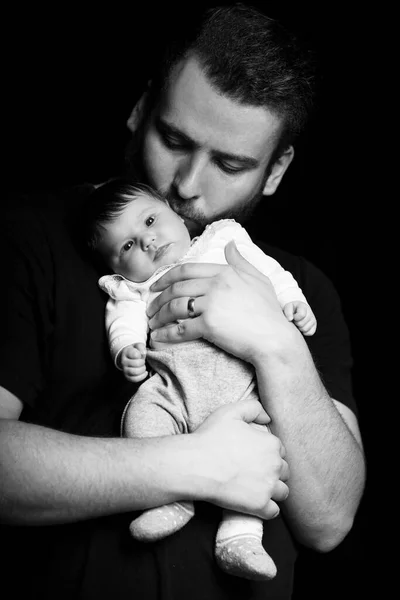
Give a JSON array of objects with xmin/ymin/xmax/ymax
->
[{"xmin": 0, "ymin": 186, "xmax": 356, "ymax": 599}]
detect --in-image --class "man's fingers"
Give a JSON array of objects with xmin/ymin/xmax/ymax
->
[
  {"xmin": 148, "ymin": 283, "xmax": 208, "ymax": 319},
  {"xmin": 150, "ymin": 262, "xmax": 225, "ymax": 293},
  {"xmin": 150, "ymin": 317, "xmax": 204, "ymax": 344},
  {"xmin": 149, "ymin": 295, "xmax": 206, "ymax": 329}
]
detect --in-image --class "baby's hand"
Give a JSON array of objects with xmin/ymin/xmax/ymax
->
[
  {"xmin": 119, "ymin": 343, "xmax": 148, "ymax": 382},
  {"xmin": 283, "ymin": 301, "xmax": 317, "ymax": 336}
]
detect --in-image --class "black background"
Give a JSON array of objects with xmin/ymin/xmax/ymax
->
[{"xmin": 3, "ymin": 2, "xmax": 379, "ymax": 597}]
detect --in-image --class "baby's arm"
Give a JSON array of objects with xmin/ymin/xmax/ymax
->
[
  {"xmin": 283, "ymin": 301, "xmax": 317, "ymax": 336},
  {"xmin": 233, "ymin": 233, "xmax": 317, "ymax": 335},
  {"xmin": 98, "ymin": 276, "xmax": 149, "ymax": 380},
  {"xmin": 118, "ymin": 343, "xmax": 148, "ymax": 383}
]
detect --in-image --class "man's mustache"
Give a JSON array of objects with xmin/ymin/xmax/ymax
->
[{"xmin": 164, "ymin": 190, "xmax": 201, "ymax": 221}]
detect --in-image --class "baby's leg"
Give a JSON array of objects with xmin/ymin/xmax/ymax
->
[
  {"xmin": 123, "ymin": 382, "xmax": 194, "ymax": 542},
  {"xmin": 215, "ymin": 510, "xmax": 277, "ymax": 581}
]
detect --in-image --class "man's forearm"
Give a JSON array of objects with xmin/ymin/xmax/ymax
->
[
  {"xmin": 0, "ymin": 419, "xmax": 194, "ymax": 525},
  {"xmin": 254, "ymin": 329, "xmax": 366, "ymax": 552}
]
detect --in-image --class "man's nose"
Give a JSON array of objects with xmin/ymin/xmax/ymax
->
[{"xmin": 174, "ymin": 155, "xmax": 204, "ymax": 200}]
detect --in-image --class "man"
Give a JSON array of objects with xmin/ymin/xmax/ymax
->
[{"xmin": 0, "ymin": 3, "xmax": 365, "ymax": 599}]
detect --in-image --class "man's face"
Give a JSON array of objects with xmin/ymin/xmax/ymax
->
[
  {"xmin": 141, "ymin": 57, "xmax": 286, "ymax": 236},
  {"xmin": 97, "ymin": 194, "xmax": 191, "ymax": 283}
]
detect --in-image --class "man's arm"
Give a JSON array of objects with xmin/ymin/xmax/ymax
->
[
  {"xmin": 147, "ymin": 241, "xmax": 366, "ymax": 552},
  {"xmin": 253, "ymin": 332, "xmax": 365, "ymax": 552},
  {"xmin": 0, "ymin": 386, "xmax": 289, "ymax": 525}
]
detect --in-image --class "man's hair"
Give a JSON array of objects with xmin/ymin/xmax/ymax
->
[
  {"xmin": 145, "ymin": 3, "xmax": 316, "ymax": 155},
  {"xmin": 84, "ymin": 176, "xmax": 164, "ymax": 252}
]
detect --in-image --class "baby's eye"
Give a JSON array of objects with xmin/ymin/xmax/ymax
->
[
  {"xmin": 146, "ymin": 216, "xmax": 155, "ymax": 227},
  {"xmin": 122, "ymin": 241, "xmax": 133, "ymax": 253}
]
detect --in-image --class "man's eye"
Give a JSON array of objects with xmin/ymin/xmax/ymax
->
[
  {"xmin": 146, "ymin": 216, "xmax": 155, "ymax": 227},
  {"xmin": 217, "ymin": 161, "xmax": 244, "ymax": 175},
  {"xmin": 122, "ymin": 241, "xmax": 133, "ymax": 252},
  {"xmin": 162, "ymin": 133, "xmax": 187, "ymax": 150}
]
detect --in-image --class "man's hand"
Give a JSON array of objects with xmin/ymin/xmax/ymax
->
[
  {"xmin": 120, "ymin": 343, "xmax": 148, "ymax": 383},
  {"xmin": 148, "ymin": 241, "xmax": 296, "ymax": 365},
  {"xmin": 283, "ymin": 301, "xmax": 317, "ymax": 336},
  {"xmin": 191, "ymin": 399, "xmax": 289, "ymax": 520}
]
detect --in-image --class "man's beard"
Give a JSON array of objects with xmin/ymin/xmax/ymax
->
[{"xmin": 164, "ymin": 185, "xmax": 266, "ymax": 237}]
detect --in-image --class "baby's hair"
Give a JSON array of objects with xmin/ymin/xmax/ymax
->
[{"xmin": 85, "ymin": 176, "xmax": 166, "ymax": 252}]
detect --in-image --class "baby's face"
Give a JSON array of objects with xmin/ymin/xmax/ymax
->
[{"xmin": 98, "ymin": 193, "xmax": 191, "ymax": 282}]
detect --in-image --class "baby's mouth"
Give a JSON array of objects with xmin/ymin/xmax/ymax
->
[{"xmin": 154, "ymin": 243, "xmax": 172, "ymax": 261}]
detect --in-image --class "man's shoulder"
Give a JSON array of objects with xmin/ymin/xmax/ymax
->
[
  {"xmin": 4, "ymin": 183, "xmax": 95, "ymax": 221},
  {"xmin": 1, "ymin": 183, "xmax": 99, "ymax": 279},
  {"xmin": 253, "ymin": 239, "xmax": 338, "ymax": 300},
  {"xmin": 253, "ymin": 240, "xmax": 304, "ymax": 273}
]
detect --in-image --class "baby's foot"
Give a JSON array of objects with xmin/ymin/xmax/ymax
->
[
  {"xmin": 215, "ymin": 534, "xmax": 277, "ymax": 581},
  {"xmin": 130, "ymin": 501, "xmax": 194, "ymax": 542}
]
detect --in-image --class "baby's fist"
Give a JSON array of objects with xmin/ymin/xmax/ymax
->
[
  {"xmin": 284, "ymin": 301, "xmax": 317, "ymax": 336},
  {"xmin": 119, "ymin": 343, "xmax": 148, "ymax": 382}
]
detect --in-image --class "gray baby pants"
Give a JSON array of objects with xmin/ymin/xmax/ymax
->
[{"xmin": 122, "ymin": 339, "xmax": 258, "ymax": 438}]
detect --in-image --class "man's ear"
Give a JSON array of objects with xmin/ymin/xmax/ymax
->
[
  {"xmin": 262, "ymin": 146, "xmax": 294, "ymax": 196},
  {"xmin": 126, "ymin": 81, "xmax": 152, "ymax": 134}
]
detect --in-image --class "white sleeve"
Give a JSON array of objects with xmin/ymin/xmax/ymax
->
[
  {"xmin": 189, "ymin": 221, "xmax": 309, "ymax": 309},
  {"xmin": 235, "ymin": 240, "xmax": 309, "ymax": 308},
  {"xmin": 98, "ymin": 275, "xmax": 149, "ymax": 369},
  {"xmin": 104, "ymin": 296, "xmax": 148, "ymax": 369}
]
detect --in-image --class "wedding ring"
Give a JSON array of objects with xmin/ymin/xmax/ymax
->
[{"xmin": 187, "ymin": 297, "xmax": 196, "ymax": 318}]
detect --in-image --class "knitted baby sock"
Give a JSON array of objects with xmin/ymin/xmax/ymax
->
[
  {"xmin": 129, "ymin": 501, "xmax": 195, "ymax": 542},
  {"xmin": 215, "ymin": 510, "xmax": 277, "ymax": 581}
]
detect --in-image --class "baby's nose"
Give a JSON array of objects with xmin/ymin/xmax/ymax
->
[{"xmin": 141, "ymin": 233, "xmax": 156, "ymax": 251}]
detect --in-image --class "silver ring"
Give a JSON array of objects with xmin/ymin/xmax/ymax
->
[{"xmin": 187, "ymin": 297, "xmax": 196, "ymax": 318}]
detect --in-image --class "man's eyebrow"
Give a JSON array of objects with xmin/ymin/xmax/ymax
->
[
  {"xmin": 213, "ymin": 150, "xmax": 259, "ymax": 168},
  {"xmin": 156, "ymin": 117, "xmax": 259, "ymax": 168}
]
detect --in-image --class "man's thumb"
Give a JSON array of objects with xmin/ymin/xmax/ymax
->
[
  {"xmin": 224, "ymin": 240, "xmax": 249, "ymax": 267},
  {"xmin": 224, "ymin": 240, "xmax": 268, "ymax": 283},
  {"xmin": 235, "ymin": 398, "xmax": 271, "ymax": 426}
]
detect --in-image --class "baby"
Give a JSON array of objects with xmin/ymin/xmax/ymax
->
[{"xmin": 85, "ymin": 177, "xmax": 317, "ymax": 582}]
